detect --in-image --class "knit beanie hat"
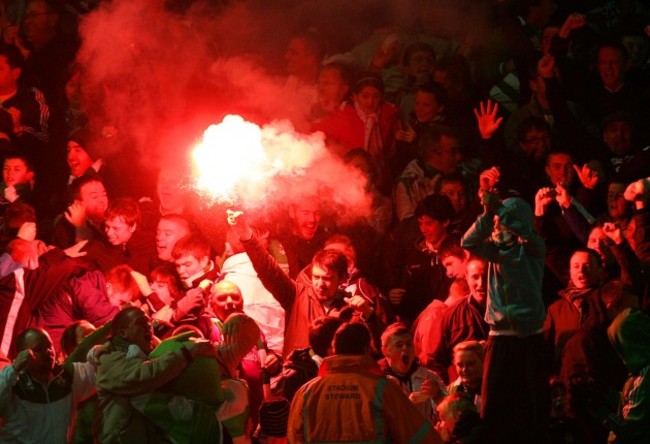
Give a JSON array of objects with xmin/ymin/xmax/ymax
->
[{"xmin": 68, "ymin": 127, "xmax": 97, "ymax": 159}]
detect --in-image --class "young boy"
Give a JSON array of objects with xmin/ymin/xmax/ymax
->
[
  {"xmin": 378, "ymin": 322, "xmax": 447, "ymax": 423},
  {"xmin": 1, "ymin": 154, "xmax": 34, "ymax": 209}
]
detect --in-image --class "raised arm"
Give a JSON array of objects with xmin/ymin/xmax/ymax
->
[
  {"xmin": 227, "ymin": 210, "xmax": 298, "ymax": 310},
  {"xmin": 461, "ymin": 167, "xmax": 502, "ymax": 261}
]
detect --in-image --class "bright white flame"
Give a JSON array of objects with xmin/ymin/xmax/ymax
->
[
  {"xmin": 192, "ymin": 115, "xmax": 271, "ymax": 202},
  {"xmin": 191, "ymin": 114, "xmax": 371, "ymax": 221}
]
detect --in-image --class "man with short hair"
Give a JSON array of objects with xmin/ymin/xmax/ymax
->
[
  {"xmin": 584, "ymin": 43, "xmax": 647, "ymax": 126},
  {"xmin": 533, "ymin": 150, "xmax": 602, "ymax": 290},
  {"xmin": 394, "ymin": 125, "xmax": 463, "ymax": 221},
  {"xmin": 207, "ymin": 280, "xmax": 281, "ymax": 431},
  {"xmin": 84, "ymin": 197, "xmax": 156, "ymax": 274},
  {"xmin": 448, "ymin": 341, "xmax": 484, "ymax": 411},
  {"xmin": 412, "ymin": 237, "xmax": 469, "ymax": 364},
  {"xmin": 279, "ymin": 196, "xmax": 328, "ymax": 278},
  {"xmin": 0, "ymin": 154, "xmax": 35, "ymax": 210},
  {"xmin": 427, "ymin": 257, "xmax": 489, "ymax": 384},
  {"xmin": 310, "ymin": 63, "xmax": 351, "ymax": 121},
  {"xmin": 388, "ymin": 194, "xmax": 455, "ymax": 324},
  {"xmin": 132, "ymin": 233, "xmax": 218, "ymax": 338},
  {"xmin": 599, "ymin": 112, "xmax": 650, "ymax": 183},
  {"xmin": 51, "ymin": 176, "xmax": 109, "ymax": 249},
  {"xmin": 0, "ymin": 45, "xmax": 50, "ymax": 153},
  {"xmin": 288, "ymin": 322, "xmax": 441, "ymax": 443},
  {"xmin": 104, "ymin": 198, "xmax": 139, "ymax": 248},
  {"xmin": 228, "ymin": 211, "xmax": 383, "ymax": 358},
  {"xmin": 138, "ymin": 233, "xmax": 217, "ymax": 336},
  {"xmin": 172, "ymin": 233, "xmax": 217, "ymax": 290},
  {"xmin": 545, "ymin": 248, "xmax": 601, "ymax": 364},
  {"xmin": 547, "ymin": 241, "xmax": 640, "ymax": 377},
  {"xmin": 499, "ymin": 117, "xmax": 553, "ymax": 204},
  {"xmin": 155, "ymin": 214, "xmax": 191, "ymax": 263},
  {"xmin": 544, "ymin": 151, "xmax": 577, "ymax": 189},
  {"xmin": 438, "ymin": 172, "xmax": 479, "ymax": 236},
  {"xmin": 320, "ymin": 234, "xmax": 391, "ymax": 327},
  {"xmin": 0, "ymin": 327, "xmax": 96, "ymax": 443}
]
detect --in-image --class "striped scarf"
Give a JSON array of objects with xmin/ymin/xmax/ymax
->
[{"xmin": 354, "ymin": 100, "xmax": 383, "ymax": 157}]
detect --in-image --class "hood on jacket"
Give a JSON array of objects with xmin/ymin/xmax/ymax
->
[
  {"xmin": 319, "ymin": 355, "xmax": 384, "ymax": 378},
  {"xmin": 496, "ymin": 197, "xmax": 534, "ymax": 239},
  {"xmin": 607, "ymin": 308, "xmax": 650, "ymax": 375}
]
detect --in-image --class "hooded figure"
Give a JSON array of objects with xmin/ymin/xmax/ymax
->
[
  {"xmin": 461, "ymin": 194, "xmax": 548, "ymax": 444},
  {"xmin": 463, "ymin": 197, "xmax": 546, "ymax": 335}
]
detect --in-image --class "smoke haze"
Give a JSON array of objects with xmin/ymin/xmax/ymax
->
[{"xmin": 75, "ymin": 0, "xmax": 490, "ymax": 216}]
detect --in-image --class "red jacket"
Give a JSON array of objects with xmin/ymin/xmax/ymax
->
[
  {"xmin": 0, "ymin": 249, "xmax": 89, "ymax": 357},
  {"xmin": 312, "ymin": 102, "xmax": 398, "ymax": 158},
  {"xmin": 243, "ymin": 235, "xmax": 385, "ymax": 358}
]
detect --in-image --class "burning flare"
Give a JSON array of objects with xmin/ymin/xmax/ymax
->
[
  {"xmin": 191, "ymin": 114, "xmax": 271, "ymax": 203},
  {"xmin": 191, "ymin": 114, "xmax": 371, "ymax": 220}
]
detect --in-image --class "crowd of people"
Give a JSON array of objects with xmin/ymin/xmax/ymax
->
[{"xmin": 0, "ymin": 0, "xmax": 649, "ymax": 443}]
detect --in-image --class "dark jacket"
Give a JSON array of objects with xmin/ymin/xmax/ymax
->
[
  {"xmin": 272, "ymin": 347, "xmax": 320, "ymax": 402},
  {"xmin": 391, "ymin": 235, "xmax": 454, "ymax": 324},
  {"xmin": 427, "ymin": 296, "xmax": 488, "ymax": 383},
  {"xmin": 543, "ymin": 285, "xmax": 588, "ymax": 373},
  {"xmin": 84, "ymin": 230, "xmax": 156, "ymax": 275},
  {"xmin": 277, "ymin": 228, "xmax": 328, "ymax": 279},
  {"xmin": 461, "ymin": 199, "xmax": 546, "ymax": 335},
  {"xmin": 50, "ymin": 216, "xmax": 105, "ymax": 250}
]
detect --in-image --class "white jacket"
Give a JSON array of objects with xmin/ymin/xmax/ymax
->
[{"xmin": 221, "ymin": 252, "xmax": 286, "ymax": 355}]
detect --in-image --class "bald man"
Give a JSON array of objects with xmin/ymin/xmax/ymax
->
[
  {"xmin": 209, "ymin": 280, "xmax": 245, "ymax": 321},
  {"xmin": 208, "ymin": 280, "xmax": 281, "ymax": 428}
]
